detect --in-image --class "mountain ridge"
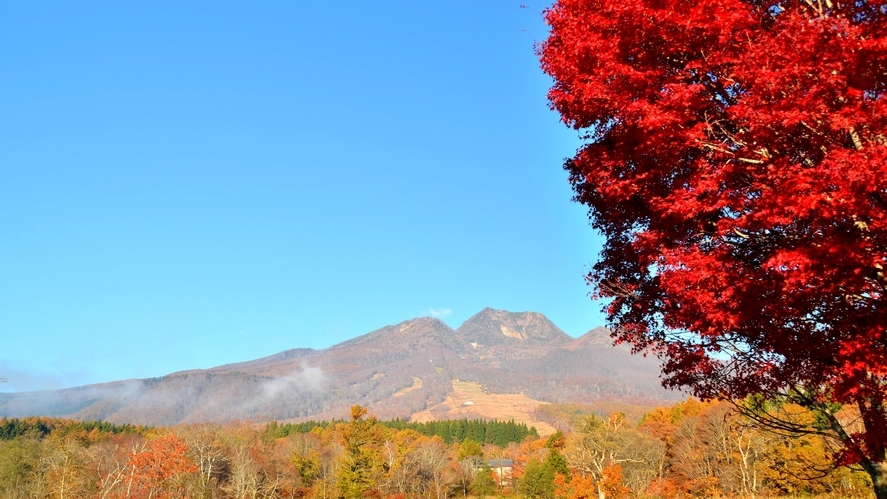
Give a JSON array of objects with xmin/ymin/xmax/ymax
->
[{"xmin": 0, "ymin": 308, "xmax": 679, "ymax": 425}]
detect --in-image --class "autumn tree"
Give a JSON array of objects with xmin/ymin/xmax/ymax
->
[
  {"xmin": 554, "ymin": 471, "xmax": 600, "ymax": 499},
  {"xmin": 291, "ymin": 433, "xmax": 323, "ymax": 491},
  {"xmin": 309, "ymin": 440, "xmax": 342, "ymax": 499},
  {"xmin": 540, "ymin": 0, "xmax": 887, "ymax": 496},
  {"xmin": 754, "ymin": 402, "xmax": 868, "ymax": 496},
  {"xmin": 564, "ymin": 413, "xmax": 662, "ymax": 499},
  {"xmin": 406, "ymin": 437, "xmax": 454, "ymax": 499},
  {"xmin": 88, "ymin": 435, "xmax": 142, "ymax": 499},
  {"xmin": 380, "ymin": 428, "xmax": 422, "ymax": 497},
  {"xmin": 226, "ymin": 442, "xmax": 266, "ymax": 498},
  {"xmin": 40, "ymin": 436, "xmax": 93, "ymax": 499},
  {"xmin": 124, "ymin": 433, "xmax": 198, "ymax": 499},
  {"xmin": 179, "ymin": 424, "xmax": 229, "ymax": 498},
  {"xmin": 338, "ymin": 405, "xmax": 386, "ymax": 499},
  {"xmin": 664, "ymin": 401, "xmax": 765, "ymax": 496}
]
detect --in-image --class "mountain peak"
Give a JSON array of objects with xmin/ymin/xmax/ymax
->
[
  {"xmin": 567, "ymin": 326, "xmax": 615, "ymax": 350},
  {"xmin": 455, "ymin": 308, "xmax": 572, "ymax": 346},
  {"xmin": 335, "ymin": 315, "xmax": 460, "ymax": 350}
]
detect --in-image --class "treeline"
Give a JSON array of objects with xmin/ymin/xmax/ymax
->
[
  {"xmin": 0, "ymin": 417, "xmax": 146, "ymax": 440},
  {"xmin": 266, "ymin": 418, "xmax": 538, "ymax": 446},
  {"xmin": 0, "ymin": 400, "xmax": 875, "ymax": 498}
]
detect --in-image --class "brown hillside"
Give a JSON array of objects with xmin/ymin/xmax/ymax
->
[
  {"xmin": 0, "ymin": 309, "xmax": 680, "ymax": 425},
  {"xmin": 411, "ymin": 380, "xmax": 558, "ymax": 437}
]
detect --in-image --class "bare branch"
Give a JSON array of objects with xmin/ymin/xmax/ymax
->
[
  {"xmin": 850, "ymin": 127, "xmax": 864, "ymax": 151},
  {"xmin": 699, "ymin": 141, "xmax": 735, "ymax": 155}
]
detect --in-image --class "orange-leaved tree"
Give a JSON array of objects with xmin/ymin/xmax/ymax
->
[{"xmin": 123, "ymin": 433, "xmax": 197, "ymax": 499}]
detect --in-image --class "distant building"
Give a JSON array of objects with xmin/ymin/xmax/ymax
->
[{"xmin": 486, "ymin": 459, "xmax": 514, "ymax": 487}]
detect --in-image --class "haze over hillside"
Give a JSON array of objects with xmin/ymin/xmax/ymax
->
[{"xmin": 0, "ymin": 308, "xmax": 679, "ymax": 425}]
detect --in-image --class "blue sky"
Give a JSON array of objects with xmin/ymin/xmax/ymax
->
[{"xmin": 0, "ymin": 1, "xmax": 603, "ymax": 393}]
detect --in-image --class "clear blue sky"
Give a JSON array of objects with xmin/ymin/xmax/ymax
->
[{"xmin": 0, "ymin": 1, "xmax": 604, "ymax": 393}]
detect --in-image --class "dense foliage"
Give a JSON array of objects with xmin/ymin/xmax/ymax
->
[
  {"xmin": 0, "ymin": 402, "xmax": 875, "ymax": 498},
  {"xmin": 266, "ymin": 418, "xmax": 538, "ymax": 447},
  {"xmin": 540, "ymin": 0, "xmax": 887, "ymax": 495}
]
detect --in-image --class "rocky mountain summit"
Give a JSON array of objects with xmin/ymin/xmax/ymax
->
[
  {"xmin": 0, "ymin": 309, "xmax": 678, "ymax": 425},
  {"xmin": 457, "ymin": 308, "xmax": 571, "ymax": 345}
]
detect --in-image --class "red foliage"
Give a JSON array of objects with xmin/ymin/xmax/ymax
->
[
  {"xmin": 646, "ymin": 478, "xmax": 681, "ymax": 499},
  {"xmin": 540, "ymin": 0, "xmax": 887, "ymax": 486},
  {"xmin": 126, "ymin": 433, "xmax": 198, "ymax": 498},
  {"xmin": 554, "ymin": 472, "xmax": 597, "ymax": 499},
  {"xmin": 599, "ymin": 464, "xmax": 629, "ymax": 499}
]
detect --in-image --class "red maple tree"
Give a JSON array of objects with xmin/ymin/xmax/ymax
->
[{"xmin": 539, "ymin": 0, "xmax": 887, "ymax": 496}]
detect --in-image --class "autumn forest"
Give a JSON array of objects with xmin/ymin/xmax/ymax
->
[{"xmin": 0, "ymin": 400, "xmax": 874, "ymax": 499}]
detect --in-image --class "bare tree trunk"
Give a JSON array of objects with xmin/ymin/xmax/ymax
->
[{"xmin": 865, "ymin": 461, "xmax": 887, "ymax": 499}]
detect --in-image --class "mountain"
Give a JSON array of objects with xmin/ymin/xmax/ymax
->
[
  {"xmin": 456, "ymin": 308, "xmax": 572, "ymax": 346},
  {"xmin": 0, "ymin": 309, "xmax": 679, "ymax": 425}
]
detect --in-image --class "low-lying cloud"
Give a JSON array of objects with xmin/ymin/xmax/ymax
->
[
  {"xmin": 0, "ymin": 363, "xmax": 333, "ymax": 425},
  {"xmin": 262, "ymin": 365, "xmax": 326, "ymax": 398}
]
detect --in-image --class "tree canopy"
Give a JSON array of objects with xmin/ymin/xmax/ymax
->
[{"xmin": 539, "ymin": 0, "xmax": 887, "ymax": 496}]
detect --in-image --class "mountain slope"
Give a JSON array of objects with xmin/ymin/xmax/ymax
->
[{"xmin": 0, "ymin": 309, "xmax": 678, "ymax": 425}]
